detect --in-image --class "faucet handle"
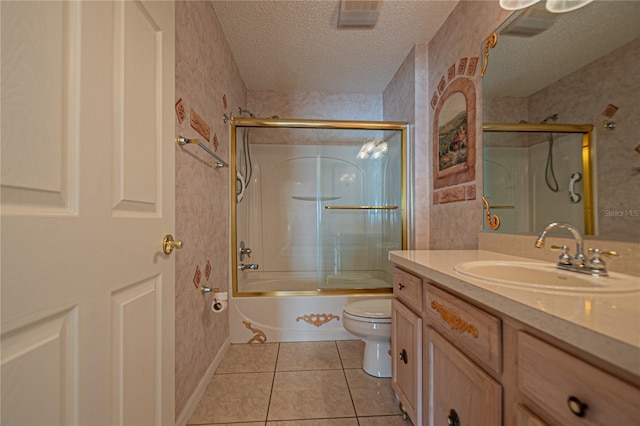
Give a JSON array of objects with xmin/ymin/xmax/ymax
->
[
  {"xmin": 586, "ymin": 248, "xmax": 618, "ymax": 271},
  {"xmin": 551, "ymin": 245, "xmax": 572, "ymax": 265},
  {"xmin": 588, "ymin": 248, "xmax": 618, "ymax": 258}
]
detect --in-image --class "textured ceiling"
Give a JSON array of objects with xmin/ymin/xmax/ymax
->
[
  {"xmin": 210, "ymin": 1, "xmax": 640, "ymax": 97},
  {"xmin": 211, "ymin": 0, "xmax": 459, "ymax": 93}
]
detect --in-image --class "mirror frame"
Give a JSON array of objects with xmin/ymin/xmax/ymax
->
[{"xmin": 482, "ymin": 122, "xmax": 594, "ymax": 235}]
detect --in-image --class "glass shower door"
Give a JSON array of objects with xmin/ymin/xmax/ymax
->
[
  {"xmin": 232, "ymin": 119, "xmax": 407, "ymax": 295},
  {"xmin": 316, "ymin": 129, "xmax": 403, "ymax": 290}
]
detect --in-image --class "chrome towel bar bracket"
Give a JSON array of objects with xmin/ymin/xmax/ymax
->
[{"xmin": 177, "ymin": 136, "xmax": 228, "ymax": 168}]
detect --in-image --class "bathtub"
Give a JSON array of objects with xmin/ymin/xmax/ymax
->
[{"xmin": 230, "ymin": 272, "xmax": 392, "ymax": 343}]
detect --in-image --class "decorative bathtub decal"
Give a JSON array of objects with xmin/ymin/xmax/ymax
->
[
  {"xmin": 296, "ymin": 313, "xmax": 340, "ymax": 327},
  {"xmin": 243, "ymin": 321, "xmax": 267, "ymax": 344}
]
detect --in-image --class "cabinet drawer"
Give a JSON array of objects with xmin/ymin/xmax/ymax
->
[
  {"xmin": 425, "ymin": 284, "xmax": 502, "ymax": 374},
  {"xmin": 393, "ymin": 267, "xmax": 422, "ymax": 313},
  {"xmin": 518, "ymin": 332, "xmax": 640, "ymax": 425}
]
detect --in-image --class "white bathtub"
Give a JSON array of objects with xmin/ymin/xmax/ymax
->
[{"xmin": 230, "ymin": 272, "xmax": 392, "ymax": 343}]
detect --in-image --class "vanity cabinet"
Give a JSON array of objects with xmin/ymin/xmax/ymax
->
[
  {"xmin": 389, "ymin": 257, "xmax": 640, "ymax": 426},
  {"xmin": 391, "ymin": 267, "xmax": 423, "ymax": 425}
]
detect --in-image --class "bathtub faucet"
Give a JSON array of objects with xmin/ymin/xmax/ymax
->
[{"xmin": 238, "ymin": 263, "xmax": 259, "ymax": 271}]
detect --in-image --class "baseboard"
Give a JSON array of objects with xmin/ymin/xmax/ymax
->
[{"xmin": 175, "ymin": 337, "xmax": 231, "ymax": 426}]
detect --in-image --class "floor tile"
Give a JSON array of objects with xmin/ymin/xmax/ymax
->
[
  {"xmin": 212, "ymin": 423, "xmax": 266, "ymax": 426},
  {"xmin": 358, "ymin": 415, "xmax": 414, "ymax": 425},
  {"xmin": 216, "ymin": 343, "xmax": 279, "ymax": 374},
  {"xmin": 188, "ymin": 372, "xmax": 273, "ymax": 424},
  {"xmin": 336, "ymin": 340, "xmax": 364, "ymax": 369},
  {"xmin": 267, "ymin": 370, "xmax": 355, "ymax": 421},
  {"xmin": 267, "ymin": 419, "xmax": 358, "ymax": 425},
  {"xmin": 276, "ymin": 341, "xmax": 342, "ymax": 371},
  {"xmin": 344, "ymin": 369, "xmax": 402, "ymax": 417}
]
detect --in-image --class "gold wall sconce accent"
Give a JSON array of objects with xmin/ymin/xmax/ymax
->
[
  {"xmin": 482, "ymin": 196, "xmax": 501, "ymax": 230},
  {"xmin": 481, "ymin": 33, "xmax": 498, "ymax": 77},
  {"xmin": 430, "ymin": 301, "xmax": 479, "ymax": 339},
  {"xmin": 296, "ymin": 313, "xmax": 340, "ymax": 327}
]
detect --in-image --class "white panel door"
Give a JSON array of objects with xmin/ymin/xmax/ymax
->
[{"xmin": 1, "ymin": 1, "xmax": 176, "ymax": 424}]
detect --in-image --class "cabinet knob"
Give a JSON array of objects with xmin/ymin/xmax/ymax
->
[
  {"xmin": 567, "ymin": 396, "xmax": 588, "ymax": 417},
  {"xmin": 399, "ymin": 348, "xmax": 408, "ymax": 364},
  {"xmin": 447, "ymin": 408, "xmax": 461, "ymax": 426},
  {"xmin": 398, "ymin": 282, "xmax": 405, "ymax": 290}
]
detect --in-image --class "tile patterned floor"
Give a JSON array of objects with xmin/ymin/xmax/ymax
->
[{"xmin": 188, "ymin": 340, "xmax": 414, "ymax": 425}]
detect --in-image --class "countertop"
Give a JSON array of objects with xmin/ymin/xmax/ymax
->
[{"xmin": 389, "ymin": 250, "xmax": 640, "ymax": 378}]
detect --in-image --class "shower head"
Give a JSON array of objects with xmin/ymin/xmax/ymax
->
[
  {"xmin": 238, "ymin": 108, "xmax": 278, "ymax": 120},
  {"xmin": 541, "ymin": 113, "xmax": 558, "ymax": 124},
  {"xmin": 238, "ymin": 107, "xmax": 256, "ymax": 118}
]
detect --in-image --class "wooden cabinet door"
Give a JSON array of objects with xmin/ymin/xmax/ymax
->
[
  {"xmin": 427, "ymin": 328, "xmax": 501, "ymax": 426},
  {"xmin": 392, "ymin": 298, "xmax": 422, "ymax": 425}
]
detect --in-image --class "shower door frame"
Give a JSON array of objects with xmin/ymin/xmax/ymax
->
[
  {"xmin": 230, "ymin": 117, "xmax": 409, "ymax": 297},
  {"xmin": 483, "ymin": 122, "xmax": 595, "ymax": 235}
]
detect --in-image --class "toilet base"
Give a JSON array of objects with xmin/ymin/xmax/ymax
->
[{"xmin": 362, "ymin": 340, "xmax": 391, "ymax": 378}]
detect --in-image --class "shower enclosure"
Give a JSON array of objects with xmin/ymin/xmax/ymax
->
[
  {"xmin": 482, "ymin": 123, "xmax": 595, "ymax": 235},
  {"xmin": 231, "ymin": 118, "xmax": 407, "ymax": 296}
]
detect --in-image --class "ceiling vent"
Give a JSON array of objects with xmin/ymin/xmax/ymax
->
[
  {"xmin": 337, "ymin": 0, "xmax": 383, "ymax": 29},
  {"xmin": 499, "ymin": 2, "xmax": 559, "ymax": 37}
]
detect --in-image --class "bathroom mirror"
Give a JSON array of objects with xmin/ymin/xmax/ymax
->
[{"xmin": 482, "ymin": 1, "xmax": 640, "ymax": 242}]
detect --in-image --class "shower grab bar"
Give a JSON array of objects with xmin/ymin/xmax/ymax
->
[
  {"xmin": 177, "ymin": 136, "xmax": 228, "ymax": 168},
  {"xmin": 324, "ymin": 205, "xmax": 398, "ymax": 210}
]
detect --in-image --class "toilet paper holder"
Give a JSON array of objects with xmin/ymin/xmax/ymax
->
[{"xmin": 201, "ymin": 286, "xmax": 228, "ymax": 313}]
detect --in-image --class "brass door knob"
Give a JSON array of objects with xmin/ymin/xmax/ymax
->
[{"xmin": 163, "ymin": 234, "xmax": 183, "ymax": 255}]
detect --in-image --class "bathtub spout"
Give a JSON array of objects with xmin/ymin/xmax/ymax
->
[{"xmin": 238, "ymin": 263, "xmax": 259, "ymax": 271}]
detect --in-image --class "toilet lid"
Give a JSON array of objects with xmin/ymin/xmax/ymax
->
[{"xmin": 343, "ymin": 299, "xmax": 391, "ymax": 319}]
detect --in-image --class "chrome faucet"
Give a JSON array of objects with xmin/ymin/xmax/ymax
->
[
  {"xmin": 238, "ymin": 263, "xmax": 259, "ymax": 271},
  {"xmin": 535, "ymin": 222, "xmax": 617, "ymax": 276},
  {"xmin": 535, "ymin": 222, "xmax": 586, "ymax": 265}
]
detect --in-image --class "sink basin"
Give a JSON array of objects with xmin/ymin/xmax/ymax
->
[{"xmin": 454, "ymin": 261, "xmax": 640, "ymax": 293}]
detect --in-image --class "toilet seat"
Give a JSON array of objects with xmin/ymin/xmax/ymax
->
[{"xmin": 343, "ymin": 299, "xmax": 391, "ymax": 323}]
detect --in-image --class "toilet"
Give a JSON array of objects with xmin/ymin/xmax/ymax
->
[{"xmin": 342, "ymin": 298, "xmax": 392, "ymax": 378}]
